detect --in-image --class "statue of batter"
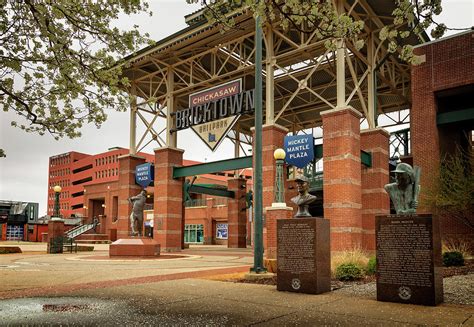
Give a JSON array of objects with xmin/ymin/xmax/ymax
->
[
  {"xmin": 291, "ymin": 175, "xmax": 317, "ymax": 218},
  {"xmin": 384, "ymin": 163, "xmax": 420, "ymax": 214},
  {"xmin": 129, "ymin": 190, "xmax": 147, "ymax": 236}
]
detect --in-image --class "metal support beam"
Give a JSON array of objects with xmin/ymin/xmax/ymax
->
[
  {"xmin": 252, "ymin": 14, "xmax": 265, "ymax": 273},
  {"xmin": 166, "ymin": 67, "xmax": 177, "ymax": 147},
  {"xmin": 265, "ymin": 25, "xmax": 275, "ymax": 124},
  {"xmin": 129, "ymin": 83, "xmax": 137, "ymax": 155},
  {"xmin": 367, "ymin": 33, "xmax": 376, "ymax": 128},
  {"xmin": 336, "ymin": 38, "xmax": 346, "ymax": 108},
  {"xmin": 189, "ymin": 185, "xmax": 235, "ymax": 198},
  {"xmin": 172, "ymin": 156, "xmax": 253, "ymax": 178},
  {"xmin": 437, "ymin": 108, "xmax": 474, "ymax": 125}
]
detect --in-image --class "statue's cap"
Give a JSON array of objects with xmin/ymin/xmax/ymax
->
[
  {"xmin": 295, "ymin": 175, "xmax": 309, "ymax": 183},
  {"xmin": 391, "ymin": 162, "xmax": 413, "ymax": 174}
]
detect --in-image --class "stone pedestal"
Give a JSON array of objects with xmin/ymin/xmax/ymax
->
[
  {"xmin": 360, "ymin": 128, "xmax": 390, "ymax": 251},
  {"xmin": 109, "ymin": 238, "xmax": 160, "ymax": 257},
  {"xmin": 227, "ymin": 178, "xmax": 247, "ymax": 248},
  {"xmin": 264, "ymin": 206, "xmax": 293, "ymax": 260},
  {"xmin": 277, "ymin": 218, "xmax": 330, "ymax": 294},
  {"xmin": 376, "ymin": 214, "xmax": 443, "ymax": 306},
  {"xmin": 321, "ymin": 107, "xmax": 362, "ymax": 251},
  {"xmin": 47, "ymin": 219, "xmax": 65, "ymax": 253},
  {"xmin": 153, "ymin": 147, "xmax": 184, "ymax": 252},
  {"xmin": 117, "ymin": 155, "xmax": 146, "ymax": 239}
]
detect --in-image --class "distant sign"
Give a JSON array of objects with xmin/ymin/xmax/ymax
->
[
  {"xmin": 135, "ymin": 163, "xmax": 154, "ymax": 188},
  {"xmin": 216, "ymin": 223, "xmax": 228, "ymax": 239},
  {"xmin": 284, "ymin": 135, "xmax": 314, "ymax": 168}
]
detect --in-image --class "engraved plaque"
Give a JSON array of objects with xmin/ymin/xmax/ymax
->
[
  {"xmin": 277, "ymin": 218, "xmax": 330, "ymax": 294},
  {"xmin": 376, "ymin": 214, "xmax": 443, "ymax": 306}
]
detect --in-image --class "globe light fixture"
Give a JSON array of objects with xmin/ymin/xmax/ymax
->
[
  {"xmin": 273, "ymin": 148, "xmax": 286, "ymax": 205},
  {"xmin": 52, "ymin": 185, "xmax": 62, "ymax": 219}
]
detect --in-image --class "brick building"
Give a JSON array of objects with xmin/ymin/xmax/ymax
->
[
  {"xmin": 411, "ymin": 30, "xmax": 474, "ymax": 244},
  {"xmin": 47, "ymin": 148, "xmax": 252, "ymax": 245}
]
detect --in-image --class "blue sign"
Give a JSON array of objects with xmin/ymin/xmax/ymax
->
[
  {"xmin": 284, "ymin": 135, "xmax": 314, "ymax": 168},
  {"xmin": 135, "ymin": 163, "xmax": 154, "ymax": 188}
]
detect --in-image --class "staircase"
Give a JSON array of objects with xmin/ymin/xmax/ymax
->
[{"xmin": 65, "ymin": 223, "xmax": 97, "ymax": 239}]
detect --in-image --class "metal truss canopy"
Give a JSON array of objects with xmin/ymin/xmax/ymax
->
[{"xmin": 119, "ymin": 0, "xmax": 427, "ymax": 153}]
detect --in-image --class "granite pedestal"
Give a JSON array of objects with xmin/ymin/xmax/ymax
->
[
  {"xmin": 376, "ymin": 214, "xmax": 443, "ymax": 306},
  {"xmin": 109, "ymin": 238, "xmax": 161, "ymax": 257},
  {"xmin": 277, "ymin": 218, "xmax": 330, "ymax": 294}
]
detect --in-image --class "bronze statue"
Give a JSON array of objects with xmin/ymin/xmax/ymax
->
[
  {"xmin": 384, "ymin": 162, "xmax": 420, "ymax": 214},
  {"xmin": 129, "ymin": 190, "xmax": 147, "ymax": 236},
  {"xmin": 291, "ymin": 175, "xmax": 317, "ymax": 218}
]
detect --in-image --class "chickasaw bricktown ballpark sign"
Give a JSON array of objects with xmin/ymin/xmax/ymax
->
[
  {"xmin": 173, "ymin": 79, "xmax": 255, "ymax": 151},
  {"xmin": 284, "ymin": 135, "xmax": 314, "ymax": 168}
]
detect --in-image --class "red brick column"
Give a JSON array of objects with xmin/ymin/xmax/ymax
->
[
  {"xmin": 264, "ymin": 206, "xmax": 293, "ymax": 259},
  {"xmin": 47, "ymin": 219, "xmax": 65, "ymax": 253},
  {"xmin": 154, "ymin": 147, "xmax": 184, "ymax": 252},
  {"xmin": 360, "ymin": 128, "xmax": 390, "ymax": 251},
  {"xmin": 321, "ymin": 107, "xmax": 362, "ymax": 251},
  {"xmin": 252, "ymin": 124, "xmax": 288, "ymax": 209},
  {"xmin": 117, "ymin": 154, "xmax": 146, "ymax": 239},
  {"xmin": 1, "ymin": 224, "xmax": 6, "ymax": 241},
  {"xmin": 227, "ymin": 178, "xmax": 247, "ymax": 248}
]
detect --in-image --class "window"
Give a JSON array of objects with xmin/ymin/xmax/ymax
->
[
  {"xmin": 184, "ymin": 224, "xmax": 204, "ymax": 244},
  {"xmin": 216, "ymin": 223, "xmax": 228, "ymax": 240}
]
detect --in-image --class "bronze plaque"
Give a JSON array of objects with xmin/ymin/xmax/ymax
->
[
  {"xmin": 277, "ymin": 218, "xmax": 330, "ymax": 294},
  {"xmin": 376, "ymin": 214, "xmax": 443, "ymax": 306}
]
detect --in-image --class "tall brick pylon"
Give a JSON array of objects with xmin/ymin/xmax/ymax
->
[
  {"xmin": 321, "ymin": 107, "xmax": 362, "ymax": 251},
  {"xmin": 252, "ymin": 124, "xmax": 288, "ymax": 253},
  {"xmin": 360, "ymin": 128, "xmax": 390, "ymax": 251},
  {"xmin": 154, "ymin": 147, "xmax": 184, "ymax": 252},
  {"xmin": 227, "ymin": 178, "xmax": 247, "ymax": 248},
  {"xmin": 117, "ymin": 154, "xmax": 146, "ymax": 239}
]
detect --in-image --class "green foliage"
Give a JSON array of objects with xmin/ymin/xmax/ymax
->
[
  {"xmin": 0, "ymin": 149, "xmax": 5, "ymax": 158},
  {"xmin": 335, "ymin": 263, "xmax": 364, "ymax": 281},
  {"xmin": 0, "ymin": 246, "xmax": 22, "ymax": 254},
  {"xmin": 442, "ymin": 251, "xmax": 465, "ymax": 267},
  {"xmin": 366, "ymin": 257, "xmax": 376, "ymax": 275},
  {"xmin": 187, "ymin": 0, "xmax": 468, "ymax": 65},
  {"xmin": 0, "ymin": 1, "xmax": 151, "ymax": 143},
  {"xmin": 428, "ymin": 147, "xmax": 474, "ymax": 231}
]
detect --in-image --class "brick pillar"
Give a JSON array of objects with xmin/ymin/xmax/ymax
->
[
  {"xmin": 321, "ymin": 107, "xmax": 362, "ymax": 251},
  {"xmin": 204, "ymin": 198, "xmax": 214, "ymax": 245},
  {"xmin": 154, "ymin": 147, "xmax": 184, "ymax": 252},
  {"xmin": 117, "ymin": 154, "xmax": 146, "ymax": 239},
  {"xmin": 227, "ymin": 178, "xmax": 247, "ymax": 248},
  {"xmin": 47, "ymin": 219, "xmax": 65, "ymax": 253},
  {"xmin": 1, "ymin": 224, "xmax": 6, "ymax": 241},
  {"xmin": 264, "ymin": 206, "xmax": 293, "ymax": 259},
  {"xmin": 360, "ymin": 128, "xmax": 390, "ymax": 251}
]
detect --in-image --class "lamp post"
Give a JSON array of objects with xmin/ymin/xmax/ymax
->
[
  {"xmin": 52, "ymin": 185, "xmax": 62, "ymax": 219},
  {"xmin": 273, "ymin": 148, "xmax": 286, "ymax": 205}
]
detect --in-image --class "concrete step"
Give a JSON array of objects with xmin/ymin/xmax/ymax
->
[{"xmin": 75, "ymin": 239, "xmax": 111, "ymax": 244}]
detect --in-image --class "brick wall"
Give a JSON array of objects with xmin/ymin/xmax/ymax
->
[{"xmin": 412, "ymin": 31, "xmax": 474, "ymax": 241}]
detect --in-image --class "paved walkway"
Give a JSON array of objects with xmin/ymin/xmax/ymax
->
[{"xmin": 0, "ymin": 242, "xmax": 473, "ymax": 326}]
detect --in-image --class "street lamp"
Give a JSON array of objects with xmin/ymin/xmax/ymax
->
[
  {"xmin": 273, "ymin": 148, "xmax": 286, "ymax": 206},
  {"xmin": 52, "ymin": 185, "xmax": 62, "ymax": 219}
]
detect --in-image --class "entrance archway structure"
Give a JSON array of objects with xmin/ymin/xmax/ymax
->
[{"xmin": 116, "ymin": 1, "xmax": 427, "ymax": 252}]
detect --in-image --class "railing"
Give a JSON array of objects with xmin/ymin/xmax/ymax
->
[
  {"xmin": 185, "ymin": 198, "xmax": 207, "ymax": 208},
  {"xmin": 65, "ymin": 221, "xmax": 98, "ymax": 239},
  {"xmin": 49, "ymin": 236, "xmax": 77, "ymax": 254}
]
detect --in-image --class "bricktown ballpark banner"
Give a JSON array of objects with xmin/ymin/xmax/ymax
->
[
  {"xmin": 173, "ymin": 79, "xmax": 255, "ymax": 151},
  {"xmin": 284, "ymin": 134, "xmax": 314, "ymax": 168}
]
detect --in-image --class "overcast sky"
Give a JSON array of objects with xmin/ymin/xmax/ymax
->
[{"xmin": 0, "ymin": 0, "xmax": 473, "ymax": 215}]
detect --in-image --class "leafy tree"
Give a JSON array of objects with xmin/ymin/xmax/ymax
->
[
  {"xmin": 428, "ymin": 147, "xmax": 474, "ymax": 231},
  {"xmin": 187, "ymin": 0, "xmax": 468, "ymax": 63},
  {"xmin": 0, "ymin": 0, "xmax": 151, "ymax": 155}
]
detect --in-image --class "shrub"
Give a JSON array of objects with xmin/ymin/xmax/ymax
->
[
  {"xmin": 331, "ymin": 247, "xmax": 369, "ymax": 276},
  {"xmin": 366, "ymin": 257, "xmax": 376, "ymax": 275},
  {"xmin": 0, "ymin": 246, "xmax": 22, "ymax": 254},
  {"xmin": 443, "ymin": 251, "xmax": 465, "ymax": 267},
  {"xmin": 335, "ymin": 263, "xmax": 364, "ymax": 281},
  {"xmin": 442, "ymin": 239, "xmax": 472, "ymax": 259}
]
